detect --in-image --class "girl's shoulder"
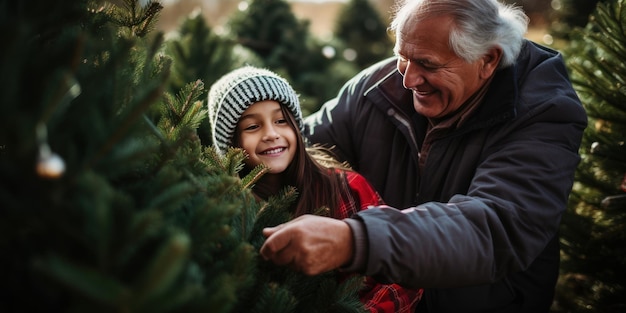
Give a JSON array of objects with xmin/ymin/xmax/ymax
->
[
  {"xmin": 335, "ymin": 169, "xmax": 369, "ymax": 186},
  {"xmin": 334, "ymin": 169, "xmax": 383, "ymax": 208}
]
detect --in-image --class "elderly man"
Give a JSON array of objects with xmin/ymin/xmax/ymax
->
[{"xmin": 260, "ymin": 0, "xmax": 587, "ymax": 312}]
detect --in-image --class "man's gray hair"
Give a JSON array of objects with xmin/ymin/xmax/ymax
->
[{"xmin": 389, "ymin": 0, "xmax": 529, "ymax": 68}]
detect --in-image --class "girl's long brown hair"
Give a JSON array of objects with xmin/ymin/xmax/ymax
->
[{"xmin": 235, "ymin": 105, "xmax": 352, "ymax": 218}]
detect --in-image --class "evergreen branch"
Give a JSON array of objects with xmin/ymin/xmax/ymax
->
[
  {"xmin": 247, "ymin": 186, "xmax": 296, "ymax": 248},
  {"xmin": 146, "ymin": 180, "xmax": 196, "ymax": 212},
  {"xmin": 159, "ymin": 79, "xmax": 206, "ymax": 139},
  {"xmin": 267, "ymin": 186, "xmax": 299, "ymax": 213},
  {"xmin": 332, "ymin": 275, "xmax": 367, "ymax": 312},
  {"xmin": 176, "ymin": 80, "xmax": 206, "ymax": 129},
  {"xmin": 313, "ymin": 206, "xmax": 331, "ymax": 217},
  {"xmin": 135, "ymin": 2, "xmax": 163, "ymax": 37},
  {"xmin": 199, "ymin": 147, "xmax": 245, "ymax": 177},
  {"xmin": 249, "ymin": 283, "xmax": 297, "ymax": 313},
  {"xmin": 38, "ymin": 70, "xmax": 82, "ymax": 128},
  {"xmin": 144, "ymin": 31, "xmax": 166, "ymax": 78},
  {"xmin": 108, "ymin": 0, "xmax": 164, "ymax": 38},
  {"xmin": 33, "ymin": 255, "xmax": 129, "ymax": 306},
  {"xmin": 86, "ymin": 85, "xmax": 163, "ymax": 169},
  {"xmin": 162, "ymin": 92, "xmax": 179, "ymax": 127},
  {"xmin": 143, "ymin": 113, "xmax": 168, "ymax": 142},
  {"xmin": 241, "ymin": 164, "xmax": 270, "ymax": 190},
  {"xmin": 202, "ymin": 146, "xmax": 227, "ymax": 172},
  {"xmin": 158, "ymin": 128, "xmax": 201, "ymax": 169},
  {"xmin": 85, "ymin": 14, "xmax": 170, "ymax": 170},
  {"xmin": 133, "ymin": 232, "xmax": 190, "ymax": 308},
  {"xmin": 224, "ymin": 147, "xmax": 249, "ymax": 176},
  {"xmin": 97, "ymin": 135, "xmax": 162, "ymax": 180},
  {"xmin": 175, "ymin": 84, "xmax": 195, "ymax": 121},
  {"xmin": 235, "ymin": 190, "xmax": 259, "ymax": 245}
]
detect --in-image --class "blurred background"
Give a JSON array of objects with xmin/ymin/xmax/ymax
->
[
  {"xmin": 156, "ymin": 0, "xmax": 555, "ymax": 42},
  {"xmin": 145, "ymin": 0, "xmax": 602, "ymax": 120}
]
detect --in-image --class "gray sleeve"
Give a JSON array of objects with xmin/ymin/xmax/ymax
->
[
  {"xmin": 356, "ymin": 203, "xmax": 500, "ymax": 289},
  {"xmin": 339, "ymin": 218, "xmax": 368, "ymax": 272}
]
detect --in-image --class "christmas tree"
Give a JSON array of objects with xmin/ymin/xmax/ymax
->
[
  {"xmin": 334, "ymin": 0, "xmax": 393, "ymax": 69},
  {"xmin": 225, "ymin": 0, "xmax": 350, "ymax": 114},
  {"xmin": 165, "ymin": 11, "xmax": 243, "ymax": 98},
  {"xmin": 549, "ymin": 0, "xmax": 605, "ymax": 40},
  {"xmin": 0, "ymin": 0, "xmax": 364, "ymax": 312},
  {"xmin": 554, "ymin": 0, "xmax": 626, "ymax": 312},
  {"xmin": 227, "ymin": 0, "xmax": 311, "ymax": 77},
  {"xmin": 163, "ymin": 11, "xmax": 260, "ymax": 146}
]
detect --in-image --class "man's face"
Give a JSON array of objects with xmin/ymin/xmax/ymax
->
[{"xmin": 394, "ymin": 14, "xmax": 496, "ymax": 119}]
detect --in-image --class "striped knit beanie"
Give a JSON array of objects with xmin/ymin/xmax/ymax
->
[{"xmin": 208, "ymin": 66, "xmax": 303, "ymax": 154}]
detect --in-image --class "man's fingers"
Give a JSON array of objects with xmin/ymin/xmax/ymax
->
[
  {"xmin": 263, "ymin": 216, "xmax": 306, "ymax": 237},
  {"xmin": 259, "ymin": 225, "xmax": 291, "ymax": 261},
  {"xmin": 272, "ymin": 245, "xmax": 296, "ymax": 267},
  {"xmin": 262, "ymin": 223, "xmax": 283, "ymax": 238},
  {"xmin": 259, "ymin": 215, "xmax": 351, "ymax": 276}
]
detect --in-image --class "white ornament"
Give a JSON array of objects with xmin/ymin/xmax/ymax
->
[
  {"xmin": 37, "ymin": 151, "xmax": 66, "ymax": 179},
  {"xmin": 35, "ymin": 124, "xmax": 65, "ymax": 179}
]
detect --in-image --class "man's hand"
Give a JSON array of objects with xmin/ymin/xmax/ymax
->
[{"xmin": 260, "ymin": 214, "xmax": 354, "ymax": 276}]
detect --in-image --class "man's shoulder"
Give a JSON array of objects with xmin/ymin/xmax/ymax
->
[
  {"xmin": 349, "ymin": 57, "xmax": 399, "ymax": 89},
  {"xmin": 515, "ymin": 40, "xmax": 566, "ymax": 76},
  {"xmin": 362, "ymin": 57, "xmax": 398, "ymax": 76}
]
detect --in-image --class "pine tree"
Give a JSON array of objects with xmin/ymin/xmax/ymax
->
[
  {"xmin": 163, "ymin": 11, "xmax": 261, "ymax": 146},
  {"xmin": 554, "ymin": 1, "xmax": 626, "ymax": 312},
  {"xmin": 334, "ymin": 0, "xmax": 393, "ymax": 69},
  {"xmin": 227, "ymin": 0, "xmax": 311, "ymax": 78},
  {"xmin": 0, "ymin": 0, "xmax": 255, "ymax": 312},
  {"xmin": 225, "ymin": 0, "xmax": 343, "ymax": 115},
  {"xmin": 0, "ymin": 1, "xmax": 365, "ymax": 312},
  {"xmin": 165, "ymin": 12, "xmax": 236, "ymax": 97},
  {"xmin": 549, "ymin": 0, "xmax": 607, "ymax": 40}
]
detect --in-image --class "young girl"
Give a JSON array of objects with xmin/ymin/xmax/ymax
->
[{"xmin": 208, "ymin": 66, "xmax": 422, "ymax": 313}]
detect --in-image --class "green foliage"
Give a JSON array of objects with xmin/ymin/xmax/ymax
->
[
  {"xmin": 158, "ymin": 79, "xmax": 207, "ymax": 141},
  {"xmin": 164, "ymin": 12, "xmax": 261, "ymax": 146},
  {"xmin": 549, "ymin": 0, "xmax": 609, "ymax": 40},
  {"xmin": 334, "ymin": 0, "xmax": 393, "ymax": 69},
  {"xmin": 290, "ymin": 38, "xmax": 360, "ymax": 115},
  {"xmin": 0, "ymin": 1, "xmax": 253, "ymax": 311},
  {"xmin": 0, "ymin": 1, "xmax": 365, "ymax": 312},
  {"xmin": 165, "ymin": 12, "xmax": 246, "ymax": 94},
  {"xmin": 228, "ymin": 0, "xmax": 310, "ymax": 74},
  {"xmin": 232, "ymin": 187, "xmax": 366, "ymax": 313},
  {"xmin": 555, "ymin": 1, "xmax": 626, "ymax": 312},
  {"xmin": 226, "ymin": 0, "xmax": 349, "ymax": 112},
  {"xmin": 107, "ymin": 0, "xmax": 164, "ymax": 37}
]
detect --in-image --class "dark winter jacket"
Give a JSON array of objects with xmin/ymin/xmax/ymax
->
[{"xmin": 304, "ymin": 40, "xmax": 587, "ymax": 313}]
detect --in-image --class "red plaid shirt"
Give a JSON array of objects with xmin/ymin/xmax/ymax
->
[{"xmin": 335, "ymin": 170, "xmax": 423, "ymax": 313}]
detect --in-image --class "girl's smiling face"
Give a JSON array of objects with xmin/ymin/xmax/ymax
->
[{"xmin": 236, "ymin": 100, "xmax": 297, "ymax": 174}]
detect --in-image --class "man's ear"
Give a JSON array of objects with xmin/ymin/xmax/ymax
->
[{"xmin": 480, "ymin": 46, "xmax": 503, "ymax": 79}]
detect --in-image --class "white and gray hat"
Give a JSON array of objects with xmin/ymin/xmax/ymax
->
[{"xmin": 207, "ymin": 66, "xmax": 303, "ymax": 154}]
